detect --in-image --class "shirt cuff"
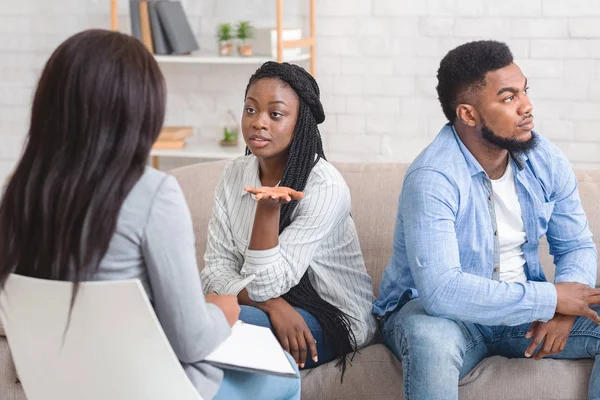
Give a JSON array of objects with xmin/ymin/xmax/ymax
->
[
  {"xmin": 243, "ymin": 245, "xmax": 281, "ymax": 273},
  {"xmin": 205, "ymin": 303, "xmax": 232, "ymax": 341},
  {"xmin": 531, "ymin": 281, "xmax": 557, "ymax": 322},
  {"xmin": 554, "ymin": 273, "xmax": 596, "ymax": 288},
  {"xmin": 220, "ymin": 275, "xmax": 256, "ymax": 296}
]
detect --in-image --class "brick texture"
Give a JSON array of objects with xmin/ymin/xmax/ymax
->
[{"xmin": 1, "ymin": 0, "xmax": 599, "ymax": 186}]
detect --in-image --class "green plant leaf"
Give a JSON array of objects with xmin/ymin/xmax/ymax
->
[{"xmin": 236, "ymin": 20, "xmax": 254, "ymax": 40}]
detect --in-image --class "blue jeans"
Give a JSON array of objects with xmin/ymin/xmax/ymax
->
[
  {"xmin": 239, "ymin": 305, "xmax": 336, "ymax": 369},
  {"xmin": 213, "ymin": 351, "xmax": 301, "ymax": 400},
  {"xmin": 382, "ymin": 299, "xmax": 600, "ymax": 400}
]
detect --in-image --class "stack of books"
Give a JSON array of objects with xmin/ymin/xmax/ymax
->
[
  {"xmin": 130, "ymin": 1, "xmax": 199, "ymax": 55},
  {"xmin": 152, "ymin": 127, "xmax": 193, "ymax": 150}
]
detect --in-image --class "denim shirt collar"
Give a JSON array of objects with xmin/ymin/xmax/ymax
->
[{"xmin": 449, "ymin": 124, "xmax": 529, "ymax": 177}]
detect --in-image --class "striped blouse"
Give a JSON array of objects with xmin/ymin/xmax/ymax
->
[{"xmin": 201, "ymin": 155, "xmax": 377, "ymax": 347}]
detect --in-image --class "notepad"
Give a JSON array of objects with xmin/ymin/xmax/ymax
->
[{"xmin": 205, "ymin": 321, "xmax": 296, "ymax": 377}]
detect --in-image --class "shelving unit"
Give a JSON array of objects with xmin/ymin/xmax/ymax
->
[
  {"xmin": 153, "ymin": 53, "xmax": 311, "ymax": 65},
  {"xmin": 109, "ymin": 0, "xmax": 316, "ymax": 168}
]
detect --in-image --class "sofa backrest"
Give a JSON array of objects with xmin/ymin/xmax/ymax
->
[{"xmin": 170, "ymin": 160, "xmax": 600, "ymax": 295}]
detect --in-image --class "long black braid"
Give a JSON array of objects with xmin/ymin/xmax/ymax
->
[{"xmin": 245, "ymin": 62, "xmax": 357, "ymax": 378}]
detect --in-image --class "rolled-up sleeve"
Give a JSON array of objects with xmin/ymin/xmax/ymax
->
[
  {"xmin": 142, "ymin": 175, "xmax": 231, "ymax": 364},
  {"xmin": 403, "ymin": 168, "xmax": 557, "ymax": 326},
  {"xmin": 242, "ymin": 178, "xmax": 351, "ymax": 302}
]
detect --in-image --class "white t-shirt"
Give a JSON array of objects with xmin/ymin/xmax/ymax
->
[{"xmin": 491, "ymin": 160, "xmax": 528, "ymax": 283}]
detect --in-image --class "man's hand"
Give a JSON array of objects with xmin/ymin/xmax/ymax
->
[
  {"xmin": 260, "ymin": 297, "xmax": 318, "ymax": 368},
  {"xmin": 525, "ymin": 314, "xmax": 575, "ymax": 360},
  {"xmin": 554, "ymin": 282, "xmax": 600, "ymax": 323},
  {"xmin": 205, "ymin": 294, "xmax": 240, "ymax": 327}
]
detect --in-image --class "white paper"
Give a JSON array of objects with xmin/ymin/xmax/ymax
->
[{"xmin": 205, "ymin": 321, "xmax": 296, "ymax": 377}]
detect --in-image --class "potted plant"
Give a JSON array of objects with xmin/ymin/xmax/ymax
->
[
  {"xmin": 220, "ymin": 110, "xmax": 239, "ymax": 147},
  {"xmin": 217, "ymin": 23, "xmax": 233, "ymax": 56},
  {"xmin": 236, "ymin": 21, "xmax": 254, "ymax": 57}
]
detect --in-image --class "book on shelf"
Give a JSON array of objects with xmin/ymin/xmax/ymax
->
[
  {"xmin": 148, "ymin": 0, "xmax": 172, "ymax": 55},
  {"xmin": 129, "ymin": 0, "xmax": 198, "ymax": 55},
  {"xmin": 152, "ymin": 140, "xmax": 186, "ymax": 150},
  {"xmin": 158, "ymin": 126, "xmax": 193, "ymax": 141},
  {"xmin": 152, "ymin": 126, "xmax": 193, "ymax": 150}
]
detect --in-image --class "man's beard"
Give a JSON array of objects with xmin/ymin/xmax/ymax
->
[{"xmin": 481, "ymin": 120, "xmax": 538, "ymax": 154}]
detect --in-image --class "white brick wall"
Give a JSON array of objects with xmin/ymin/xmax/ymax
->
[{"xmin": 1, "ymin": 0, "xmax": 600, "ymax": 186}]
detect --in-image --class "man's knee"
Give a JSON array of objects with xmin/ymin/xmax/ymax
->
[{"xmin": 383, "ymin": 300, "xmax": 467, "ymax": 361}]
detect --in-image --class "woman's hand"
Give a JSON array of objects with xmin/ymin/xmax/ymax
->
[
  {"xmin": 205, "ymin": 294, "xmax": 241, "ymax": 327},
  {"xmin": 244, "ymin": 186, "xmax": 304, "ymax": 206},
  {"xmin": 261, "ymin": 297, "xmax": 318, "ymax": 368}
]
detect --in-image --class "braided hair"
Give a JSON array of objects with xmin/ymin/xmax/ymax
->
[{"xmin": 245, "ymin": 62, "xmax": 357, "ymax": 377}]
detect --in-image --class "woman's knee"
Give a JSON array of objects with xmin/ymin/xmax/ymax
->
[{"xmin": 239, "ymin": 305, "xmax": 271, "ymax": 327}]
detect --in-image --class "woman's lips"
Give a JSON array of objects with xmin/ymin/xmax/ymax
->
[{"xmin": 249, "ymin": 137, "xmax": 270, "ymax": 148}]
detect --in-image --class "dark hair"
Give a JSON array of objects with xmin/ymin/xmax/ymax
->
[
  {"xmin": 436, "ymin": 40, "xmax": 513, "ymax": 123},
  {"xmin": 245, "ymin": 62, "xmax": 357, "ymax": 377},
  {"xmin": 0, "ymin": 30, "xmax": 166, "ymax": 310}
]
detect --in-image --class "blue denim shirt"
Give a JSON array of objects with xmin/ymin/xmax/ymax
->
[{"xmin": 373, "ymin": 124, "xmax": 598, "ymax": 326}]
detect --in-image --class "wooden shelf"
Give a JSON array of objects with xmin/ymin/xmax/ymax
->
[
  {"xmin": 110, "ymin": 0, "xmax": 317, "ymax": 75},
  {"xmin": 154, "ymin": 53, "xmax": 311, "ymax": 65}
]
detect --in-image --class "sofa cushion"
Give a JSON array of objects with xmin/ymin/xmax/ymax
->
[
  {"xmin": 0, "ymin": 338, "xmax": 25, "ymax": 400},
  {"xmin": 171, "ymin": 161, "xmax": 600, "ymax": 293},
  {"xmin": 300, "ymin": 344, "xmax": 592, "ymax": 400}
]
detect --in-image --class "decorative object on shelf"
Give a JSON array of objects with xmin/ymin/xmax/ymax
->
[
  {"xmin": 152, "ymin": 126, "xmax": 193, "ymax": 150},
  {"xmin": 220, "ymin": 126, "xmax": 239, "ymax": 147},
  {"xmin": 217, "ymin": 23, "xmax": 234, "ymax": 56},
  {"xmin": 220, "ymin": 110, "xmax": 240, "ymax": 147},
  {"xmin": 253, "ymin": 27, "xmax": 302, "ymax": 59},
  {"xmin": 236, "ymin": 21, "xmax": 254, "ymax": 57}
]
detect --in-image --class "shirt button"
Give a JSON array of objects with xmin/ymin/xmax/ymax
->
[
  {"xmin": 489, "ymin": 195, "xmax": 493, "ymax": 201},
  {"xmin": 494, "ymin": 230, "xmax": 499, "ymax": 236},
  {"xmin": 494, "ymin": 267, "xmax": 500, "ymax": 272}
]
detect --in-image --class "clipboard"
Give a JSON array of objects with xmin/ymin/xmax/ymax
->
[{"xmin": 204, "ymin": 321, "xmax": 297, "ymax": 377}]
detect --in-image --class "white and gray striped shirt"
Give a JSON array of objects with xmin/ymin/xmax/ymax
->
[{"xmin": 201, "ymin": 155, "xmax": 377, "ymax": 347}]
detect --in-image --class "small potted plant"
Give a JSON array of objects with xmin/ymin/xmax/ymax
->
[
  {"xmin": 217, "ymin": 23, "xmax": 233, "ymax": 56},
  {"xmin": 220, "ymin": 110, "xmax": 239, "ymax": 147},
  {"xmin": 236, "ymin": 21, "xmax": 254, "ymax": 57}
]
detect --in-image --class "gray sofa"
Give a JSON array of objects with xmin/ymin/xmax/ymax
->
[{"xmin": 1, "ymin": 161, "xmax": 598, "ymax": 399}]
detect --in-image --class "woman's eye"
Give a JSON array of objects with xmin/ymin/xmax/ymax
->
[
  {"xmin": 503, "ymin": 95, "xmax": 514, "ymax": 103},
  {"xmin": 271, "ymin": 112, "xmax": 282, "ymax": 118},
  {"xmin": 245, "ymin": 107, "xmax": 256, "ymax": 114}
]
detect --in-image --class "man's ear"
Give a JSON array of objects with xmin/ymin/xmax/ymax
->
[{"xmin": 456, "ymin": 104, "xmax": 477, "ymax": 127}]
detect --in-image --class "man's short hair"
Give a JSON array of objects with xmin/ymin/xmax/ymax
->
[{"xmin": 436, "ymin": 40, "xmax": 514, "ymax": 123}]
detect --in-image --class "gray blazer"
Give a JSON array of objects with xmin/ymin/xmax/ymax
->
[{"xmin": 94, "ymin": 167, "xmax": 230, "ymax": 400}]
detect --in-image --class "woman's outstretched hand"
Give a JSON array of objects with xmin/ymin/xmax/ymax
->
[{"xmin": 244, "ymin": 186, "xmax": 304, "ymax": 205}]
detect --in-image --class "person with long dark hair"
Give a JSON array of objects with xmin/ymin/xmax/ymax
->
[
  {"xmin": 202, "ymin": 62, "xmax": 377, "ymax": 376},
  {"xmin": 0, "ymin": 30, "xmax": 300, "ymax": 400}
]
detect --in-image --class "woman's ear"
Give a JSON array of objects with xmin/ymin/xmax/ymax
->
[{"xmin": 456, "ymin": 104, "xmax": 477, "ymax": 127}]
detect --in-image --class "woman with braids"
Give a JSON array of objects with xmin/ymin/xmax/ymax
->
[
  {"xmin": 202, "ymin": 62, "xmax": 377, "ymax": 374},
  {"xmin": 0, "ymin": 30, "xmax": 300, "ymax": 400}
]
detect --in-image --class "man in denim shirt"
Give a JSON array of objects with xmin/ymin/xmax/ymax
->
[{"xmin": 373, "ymin": 40, "xmax": 600, "ymax": 399}]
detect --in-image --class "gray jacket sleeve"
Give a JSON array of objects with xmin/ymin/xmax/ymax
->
[{"xmin": 142, "ymin": 175, "xmax": 231, "ymax": 364}]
